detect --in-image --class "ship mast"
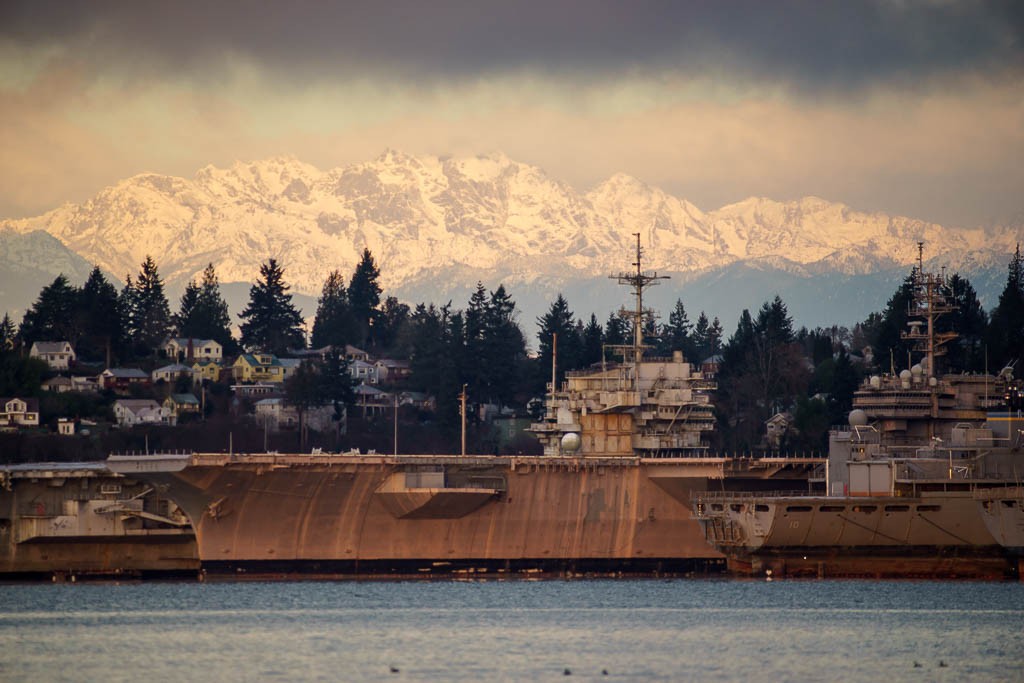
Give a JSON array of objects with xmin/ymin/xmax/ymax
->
[
  {"xmin": 610, "ymin": 233, "xmax": 669, "ymax": 364},
  {"xmin": 901, "ymin": 242, "xmax": 957, "ymax": 378}
]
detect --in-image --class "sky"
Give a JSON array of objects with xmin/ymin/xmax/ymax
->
[{"xmin": 1, "ymin": 0, "xmax": 1022, "ymax": 228}]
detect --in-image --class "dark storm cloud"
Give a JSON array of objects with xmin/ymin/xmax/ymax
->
[{"xmin": 2, "ymin": 0, "xmax": 1021, "ymax": 89}]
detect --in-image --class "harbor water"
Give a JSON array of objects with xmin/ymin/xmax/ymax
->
[{"xmin": 1, "ymin": 578, "xmax": 1022, "ymax": 682}]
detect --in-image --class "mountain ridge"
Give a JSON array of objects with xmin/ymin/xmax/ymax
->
[{"xmin": 0, "ymin": 152, "xmax": 1020, "ymax": 334}]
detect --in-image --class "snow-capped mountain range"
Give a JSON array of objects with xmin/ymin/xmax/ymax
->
[{"xmin": 1, "ymin": 151, "xmax": 1020, "ymax": 335}]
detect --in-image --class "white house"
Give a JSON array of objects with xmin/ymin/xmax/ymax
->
[
  {"xmin": 349, "ymin": 359, "xmax": 379, "ymax": 385},
  {"xmin": 254, "ymin": 398, "xmax": 299, "ymax": 431},
  {"xmin": 163, "ymin": 337, "xmax": 223, "ymax": 362},
  {"xmin": 0, "ymin": 397, "xmax": 40, "ymax": 428},
  {"xmin": 29, "ymin": 341, "xmax": 76, "ymax": 370},
  {"xmin": 113, "ymin": 399, "xmax": 175, "ymax": 427}
]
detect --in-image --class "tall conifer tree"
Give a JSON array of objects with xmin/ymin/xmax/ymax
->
[{"xmin": 239, "ymin": 259, "xmax": 306, "ymax": 354}]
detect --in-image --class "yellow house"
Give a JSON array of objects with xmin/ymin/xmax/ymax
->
[
  {"xmin": 232, "ymin": 353, "xmax": 285, "ymax": 383},
  {"xmin": 192, "ymin": 359, "xmax": 222, "ymax": 384}
]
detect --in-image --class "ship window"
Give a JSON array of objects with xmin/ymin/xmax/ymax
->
[
  {"xmin": 884, "ymin": 505, "xmax": 910, "ymax": 512},
  {"xmin": 710, "ymin": 503, "xmax": 724, "ymax": 511},
  {"xmin": 755, "ymin": 504, "xmax": 769, "ymax": 512},
  {"xmin": 916, "ymin": 505, "xmax": 941, "ymax": 512},
  {"xmin": 1001, "ymin": 500, "xmax": 1018, "ymax": 508},
  {"xmin": 852, "ymin": 505, "xmax": 877, "ymax": 513},
  {"xmin": 729, "ymin": 504, "xmax": 744, "ymax": 512},
  {"xmin": 819, "ymin": 505, "xmax": 845, "ymax": 512},
  {"xmin": 785, "ymin": 505, "xmax": 813, "ymax": 513}
]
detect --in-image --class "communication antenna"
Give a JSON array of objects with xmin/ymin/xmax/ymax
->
[{"xmin": 610, "ymin": 233, "xmax": 669, "ymax": 363}]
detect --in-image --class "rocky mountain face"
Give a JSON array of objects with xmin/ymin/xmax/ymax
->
[{"xmin": 1, "ymin": 151, "xmax": 1020, "ymax": 335}]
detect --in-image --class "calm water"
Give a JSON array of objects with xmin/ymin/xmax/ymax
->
[{"xmin": 0, "ymin": 579, "xmax": 1022, "ymax": 682}]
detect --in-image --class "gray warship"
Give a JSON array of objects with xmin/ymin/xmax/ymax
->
[{"xmin": 693, "ymin": 245, "xmax": 1024, "ymax": 578}]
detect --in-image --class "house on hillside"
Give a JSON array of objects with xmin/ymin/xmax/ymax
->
[
  {"xmin": 0, "ymin": 397, "xmax": 40, "ymax": 428},
  {"xmin": 100, "ymin": 368, "xmax": 151, "ymax": 392},
  {"xmin": 349, "ymin": 359, "xmax": 379, "ymax": 385},
  {"xmin": 765, "ymin": 411, "xmax": 794, "ymax": 450},
  {"xmin": 113, "ymin": 399, "xmax": 174, "ymax": 427},
  {"xmin": 29, "ymin": 341, "xmax": 76, "ymax": 370},
  {"xmin": 345, "ymin": 345, "xmax": 371, "ymax": 363},
  {"xmin": 232, "ymin": 353, "xmax": 285, "ymax": 383},
  {"xmin": 279, "ymin": 358, "xmax": 303, "ymax": 381},
  {"xmin": 355, "ymin": 384, "xmax": 392, "ymax": 417},
  {"xmin": 152, "ymin": 363, "xmax": 193, "ymax": 384},
  {"xmin": 191, "ymin": 359, "xmax": 222, "ymax": 385},
  {"xmin": 254, "ymin": 398, "xmax": 299, "ymax": 431},
  {"xmin": 163, "ymin": 393, "xmax": 201, "ymax": 417},
  {"xmin": 375, "ymin": 359, "xmax": 411, "ymax": 383},
  {"xmin": 163, "ymin": 337, "xmax": 223, "ymax": 362}
]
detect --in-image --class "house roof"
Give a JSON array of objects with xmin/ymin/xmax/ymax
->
[
  {"xmin": 43, "ymin": 376, "xmax": 73, "ymax": 387},
  {"xmin": 114, "ymin": 399, "xmax": 161, "ymax": 411},
  {"xmin": 236, "ymin": 353, "xmax": 282, "ymax": 367},
  {"xmin": 2, "ymin": 397, "xmax": 40, "ymax": 412},
  {"xmin": 103, "ymin": 368, "xmax": 149, "ymax": 379},
  {"xmin": 31, "ymin": 341, "xmax": 73, "ymax": 354},
  {"xmin": 154, "ymin": 363, "xmax": 193, "ymax": 374},
  {"xmin": 355, "ymin": 384, "xmax": 389, "ymax": 397},
  {"xmin": 169, "ymin": 393, "xmax": 200, "ymax": 405},
  {"xmin": 165, "ymin": 337, "xmax": 219, "ymax": 348},
  {"xmin": 255, "ymin": 398, "xmax": 286, "ymax": 406},
  {"xmin": 278, "ymin": 358, "xmax": 302, "ymax": 369}
]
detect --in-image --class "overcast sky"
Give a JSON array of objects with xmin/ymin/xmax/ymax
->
[{"xmin": 1, "ymin": 1, "xmax": 1021, "ymax": 227}]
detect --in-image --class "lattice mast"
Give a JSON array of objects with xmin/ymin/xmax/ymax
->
[
  {"xmin": 610, "ymin": 233, "xmax": 669, "ymax": 364},
  {"xmin": 901, "ymin": 242, "xmax": 957, "ymax": 377}
]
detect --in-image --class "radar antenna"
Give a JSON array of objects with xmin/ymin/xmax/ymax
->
[{"xmin": 609, "ymin": 233, "xmax": 669, "ymax": 363}]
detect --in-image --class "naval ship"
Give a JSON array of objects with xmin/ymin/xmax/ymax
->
[
  {"xmin": 693, "ymin": 245, "xmax": 1024, "ymax": 579},
  {"xmin": 107, "ymin": 239, "xmax": 819, "ymax": 578},
  {"xmin": 0, "ymin": 462, "xmax": 197, "ymax": 579}
]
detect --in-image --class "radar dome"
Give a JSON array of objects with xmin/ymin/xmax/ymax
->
[
  {"xmin": 911, "ymin": 364, "xmax": 923, "ymax": 377},
  {"xmin": 899, "ymin": 369, "xmax": 912, "ymax": 380},
  {"xmin": 869, "ymin": 376, "xmax": 881, "ymax": 389},
  {"xmin": 561, "ymin": 432, "xmax": 582, "ymax": 453},
  {"xmin": 848, "ymin": 409, "xmax": 869, "ymax": 427}
]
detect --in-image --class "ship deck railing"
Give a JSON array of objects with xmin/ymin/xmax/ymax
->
[{"xmin": 690, "ymin": 490, "xmax": 813, "ymax": 501}]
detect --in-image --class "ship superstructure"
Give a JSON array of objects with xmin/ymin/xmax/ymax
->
[
  {"xmin": 532, "ymin": 234, "xmax": 715, "ymax": 458},
  {"xmin": 693, "ymin": 244, "xmax": 1024, "ymax": 578}
]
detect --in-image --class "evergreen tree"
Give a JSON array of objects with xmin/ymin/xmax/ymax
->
[
  {"xmin": 285, "ymin": 360, "xmax": 322, "ymax": 451},
  {"xmin": 196, "ymin": 263, "xmax": 235, "ymax": 352},
  {"xmin": 131, "ymin": 256, "xmax": 173, "ymax": 351},
  {"xmin": 375, "ymin": 296, "xmax": 410, "ymax": 356},
  {"xmin": 604, "ymin": 311, "xmax": 630, "ymax": 352},
  {"xmin": 709, "ymin": 317, "xmax": 723, "ymax": 356},
  {"xmin": 987, "ymin": 244, "xmax": 1024, "ymax": 369},
  {"xmin": 348, "ymin": 248, "xmax": 382, "ymax": 348},
  {"xmin": 78, "ymin": 267, "xmax": 123, "ymax": 365},
  {"xmin": 0, "ymin": 313, "xmax": 16, "ymax": 352},
  {"xmin": 580, "ymin": 314, "xmax": 604, "ymax": 368},
  {"xmin": 311, "ymin": 270, "xmax": 356, "ymax": 349},
  {"xmin": 867, "ymin": 273, "xmax": 916, "ymax": 373},
  {"xmin": 536, "ymin": 294, "xmax": 581, "ymax": 389},
  {"xmin": 479, "ymin": 285, "xmax": 526, "ymax": 406},
  {"xmin": 942, "ymin": 273, "xmax": 987, "ymax": 372},
  {"xmin": 19, "ymin": 274, "xmax": 82, "ymax": 346},
  {"xmin": 319, "ymin": 347, "xmax": 356, "ymax": 441},
  {"xmin": 175, "ymin": 280, "xmax": 202, "ymax": 335},
  {"xmin": 239, "ymin": 259, "xmax": 306, "ymax": 354},
  {"xmin": 660, "ymin": 299, "xmax": 695, "ymax": 359},
  {"xmin": 464, "ymin": 283, "xmax": 489, "ymax": 396},
  {"xmin": 692, "ymin": 312, "xmax": 711, "ymax": 360}
]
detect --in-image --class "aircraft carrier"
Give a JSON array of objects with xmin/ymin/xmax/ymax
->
[{"xmin": 106, "ymin": 239, "xmax": 821, "ymax": 578}]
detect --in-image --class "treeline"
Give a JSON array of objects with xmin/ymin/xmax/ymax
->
[{"xmin": 3, "ymin": 245, "xmax": 1022, "ymax": 452}]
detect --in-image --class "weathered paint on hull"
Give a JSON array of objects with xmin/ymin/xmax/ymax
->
[
  {"xmin": 727, "ymin": 547, "xmax": 1013, "ymax": 580},
  {"xmin": 131, "ymin": 459, "xmax": 725, "ymax": 573},
  {"xmin": 2, "ymin": 536, "xmax": 198, "ymax": 578}
]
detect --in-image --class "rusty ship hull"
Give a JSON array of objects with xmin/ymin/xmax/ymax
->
[
  {"xmin": 107, "ymin": 452, "xmax": 817, "ymax": 577},
  {"xmin": 1, "ymin": 463, "xmax": 198, "ymax": 579}
]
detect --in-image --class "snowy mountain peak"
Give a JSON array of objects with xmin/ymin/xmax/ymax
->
[{"xmin": 0, "ymin": 151, "xmax": 1020, "ymax": 311}]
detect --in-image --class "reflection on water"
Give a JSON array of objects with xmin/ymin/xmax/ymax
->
[{"xmin": 1, "ymin": 579, "xmax": 1022, "ymax": 682}]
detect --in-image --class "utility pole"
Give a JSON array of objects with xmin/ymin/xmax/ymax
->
[{"xmin": 460, "ymin": 384, "xmax": 468, "ymax": 457}]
